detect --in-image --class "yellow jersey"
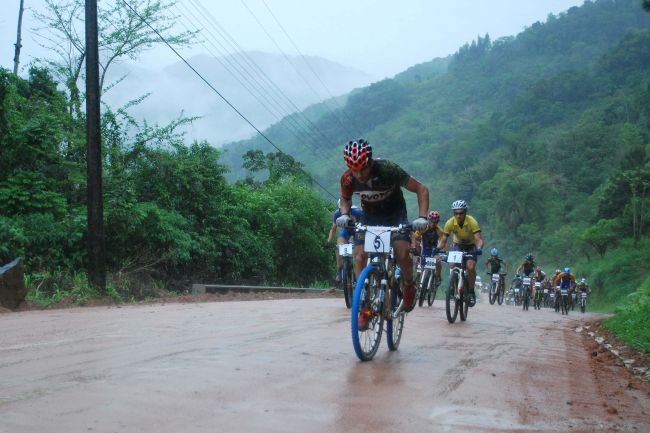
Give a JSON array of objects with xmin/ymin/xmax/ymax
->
[{"xmin": 443, "ymin": 214, "xmax": 481, "ymax": 245}]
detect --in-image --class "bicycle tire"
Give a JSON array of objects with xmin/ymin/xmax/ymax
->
[
  {"xmin": 489, "ymin": 281, "xmax": 496, "ymax": 305},
  {"xmin": 351, "ymin": 265, "xmax": 384, "ymax": 361},
  {"xmin": 419, "ymin": 270, "xmax": 430, "ymax": 307},
  {"xmin": 446, "ymin": 273, "xmax": 459, "ymax": 323},
  {"xmin": 427, "ymin": 271, "xmax": 437, "ymax": 306},
  {"xmin": 459, "ymin": 280, "xmax": 468, "ymax": 322},
  {"xmin": 342, "ymin": 261, "xmax": 353, "ymax": 309},
  {"xmin": 497, "ymin": 283, "xmax": 504, "ymax": 305},
  {"xmin": 386, "ymin": 278, "xmax": 404, "ymax": 351}
]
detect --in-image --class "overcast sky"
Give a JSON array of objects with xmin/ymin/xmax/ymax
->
[{"xmin": 2, "ymin": 0, "xmax": 585, "ymax": 79}]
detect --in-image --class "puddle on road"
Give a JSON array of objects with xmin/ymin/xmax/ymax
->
[{"xmin": 428, "ymin": 405, "xmax": 534, "ymax": 431}]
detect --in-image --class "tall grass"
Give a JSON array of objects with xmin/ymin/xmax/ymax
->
[{"xmin": 602, "ymin": 276, "xmax": 650, "ymax": 353}]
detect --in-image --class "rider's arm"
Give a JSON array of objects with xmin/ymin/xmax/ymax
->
[
  {"xmin": 437, "ymin": 233, "xmax": 449, "ymax": 252},
  {"xmin": 404, "ymin": 176, "xmax": 429, "ymax": 217},
  {"xmin": 473, "ymin": 231, "xmax": 484, "ymax": 250},
  {"xmin": 503, "ymin": 260, "xmax": 509, "ymax": 273},
  {"xmin": 327, "ymin": 223, "xmax": 337, "ymax": 243},
  {"xmin": 338, "ymin": 196, "xmax": 351, "ymax": 216}
]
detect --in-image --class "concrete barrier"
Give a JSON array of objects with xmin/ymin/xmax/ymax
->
[
  {"xmin": 191, "ymin": 284, "xmax": 327, "ymax": 295},
  {"xmin": 0, "ymin": 258, "xmax": 27, "ymax": 310}
]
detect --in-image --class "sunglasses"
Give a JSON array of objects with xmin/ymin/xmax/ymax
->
[{"xmin": 453, "ymin": 211, "xmax": 466, "ymax": 216}]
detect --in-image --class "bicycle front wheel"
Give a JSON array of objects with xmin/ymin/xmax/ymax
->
[
  {"xmin": 386, "ymin": 278, "xmax": 404, "ymax": 351},
  {"xmin": 351, "ymin": 265, "xmax": 384, "ymax": 361},
  {"xmin": 446, "ymin": 273, "xmax": 459, "ymax": 323},
  {"xmin": 342, "ymin": 261, "xmax": 353, "ymax": 309},
  {"xmin": 459, "ymin": 280, "xmax": 469, "ymax": 322},
  {"xmin": 418, "ymin": 270, "xmax": 430, "ymax": 307},
  {"xmin": 427, "ymin": 271, "xmax": 438, "ymax": 306}
]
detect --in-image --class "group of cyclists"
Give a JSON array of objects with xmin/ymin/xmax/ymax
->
[
  {"xmin": 325, "ymin": 138, "xmax": 592, "ymax": 321},
  {"xmin": 484, "ymin": 250, "xmax": 592, "ymax": 312}
]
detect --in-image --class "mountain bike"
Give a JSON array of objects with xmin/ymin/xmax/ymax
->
[
  {"xmin": 418, "ymin": 254, "xmax": 439, "ymax": 307},
  {"xmin": 559, "ymin": 286, "xmax": 570, "ymax": 315},
  {"xmin": 533, "ymin": 281, "xmax": 542, "ymax": 310},
  {"xmin": 522, "ymin": 276, "xmax": 532, "ymax": 311},
  {"xmin": 488, "ymin": 272, "xmax": 505, "ymax": 305},
  {"xmin": 580, "ymin": 291, "xmax": 588, "ymax": 313},
  {"xmin": 350, "ymin": 223, "xmax": 412, "ymax": 361},
  {"xmin": 337, "ymin": 243, "xmax": 355, "ymax": 309},
  {"xmin": 440, "ymin": 251, "xmax": 474, "ymax": 323}
]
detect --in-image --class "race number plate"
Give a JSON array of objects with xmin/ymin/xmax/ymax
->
[
  {"xmin": 338, "ymin": 243, "xmax": 354, "ymax": 257},
  {"xmin": 560, "ymin": 289, "xmax": 568, "ymax": 295},
  {"xmin": 514, "ymin": 288, "xmax": 520, "ymax": 293},
  {"xmin": 447, "ymin": 251, "xmax": 464, "ymax": 264},
  {"xmin": 523, "ymin": 277, "xmax": 531, "ymax": 285},
  {"xmin": 492, "ymin": 274, "xmax": 500, "ymax": 282},
  {"xmin": 363, "ymin": 226, "xmax": 392, "ymax": 253},
  {"xmin": 535, "ymin": 282, "xmax": 541, "ymax": 288},
  {"xmin": 543, "ymin": 289, "xmax": 549, "ymax": 294},
  {"xmin": 581, "ymin": 292, "xmax": 587, "ymax": 298},
  {"xmin": 424, "ymin": 257, "xmax": 437, "ymax": 269}
]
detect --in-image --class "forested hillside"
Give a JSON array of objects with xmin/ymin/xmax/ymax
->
[{"xmin": 222, "ymin": 0, "xmax": 650, "ymax": 307}]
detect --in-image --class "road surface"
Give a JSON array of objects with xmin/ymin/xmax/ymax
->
[{"xmin": 1, "ymin": 295, "xmax": 648, "ymax": 433}]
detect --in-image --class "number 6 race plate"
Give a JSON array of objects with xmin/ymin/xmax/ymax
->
[{"xmin": 363, "ymin": 226, "xmax": 392, "ymax": 253}]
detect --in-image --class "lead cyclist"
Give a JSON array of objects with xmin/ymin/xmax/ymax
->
[{"xmin": 335, "ymin": 138, "xmax": 429, "ymax": 317}]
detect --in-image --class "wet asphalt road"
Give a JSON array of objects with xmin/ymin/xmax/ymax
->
[{"xmin": 1, "ymin": 295, "xmax": 648, "ymax": 433}]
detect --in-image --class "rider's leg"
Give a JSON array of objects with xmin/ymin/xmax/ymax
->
[
  {"xmin": 394, "ymin": 239, "xmax": 416, "ymax": 311},
  {"xmin": 353, "ymin": 244, "xmax": 366, "ymax": 280},
  {"xmin": 467, "ymin": 258, "xmax": 477, "ymax": 306},
  {"xmin": 335, "ymin": 235, "xmax": 345, "ymax": 281}
]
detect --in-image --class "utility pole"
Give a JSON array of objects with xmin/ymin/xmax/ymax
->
[
  {"xmin": 85, "ymin": 0, "xmax": 106, "ymax": 290},
  {"xmin": 13, "ymin": 0, "xmax": 25, "ymax": 74}
]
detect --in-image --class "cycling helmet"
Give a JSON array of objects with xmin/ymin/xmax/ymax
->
[
  {"xmin": 451, "ymin": 200, "xmax": 468, "ymax": 210},
  {"xmin": 555, "ymin": 269, "xmax": 561, "ymax": 274},
  {"xmin": 428, "ymin": 210, "xmax": 440, "ymax": 221},
  {"xmin": 490, "ymin": 248, "xmax": 498, "ymax": 256},
  {"xmin": 580, "ymin": 278, "xmax": 586, "ymax": 283},
  {"xmin": 563, "ymin": 267, "xmax": 570, "ymax": 274},
  {"xmin": 526, "ymin": 253, "xmax": 534, "ymax": 261},
  {"xmin": 343, "ymin": 138, "xmax": 372, "ymax": 170}
]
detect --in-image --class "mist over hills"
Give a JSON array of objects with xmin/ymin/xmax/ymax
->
[{"xmin": 102, "ymin": 52, "xmax": 374, "ymax": 145}]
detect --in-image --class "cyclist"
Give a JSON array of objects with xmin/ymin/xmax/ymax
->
[
  {"xmin": 336, "ymin": 138, "xmax": 430, "ymax": 316},
  {"xmin": 411, "ymin": 210, "xmax": 444, "ymax": 288},
  {"xmin": 577, "ymin": 278, "xmax": 591, "ymax": 294},
  {"xmin": 510, "ymin": 274, "xmax": 524, "ymax": 304},
  {"xmin": 326, "ymin": 200, "xmax": 363, "ymax": 282},
  {"xmin": 532, "ymin": 266, "xmax": 546, "ymax": 300},
  {"xmin": 436, "ymin": 200, "xmax": 484, "ymax": 307},
  {"xmin": 484, "ymin": 248, "xmax": 508, "ymax": 290},
  {"xmin": 553, "ymin": 267, "xmax": 576, "ymax": 293},
  {"xmin": 516, "ymin": 253, "xmax": 536, "ymax": 277}
]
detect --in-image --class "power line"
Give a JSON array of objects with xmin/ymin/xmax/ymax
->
[
  {"xmin": 117, "ymin": 0, "xmax": 338, "ymax": 200},
  {"xmin": 174, "ymin": 1, "xmax": 342, "ymax": 178},
  {"xmin": 176, "ymin": 0, "xmax": 345, "ymax": 177}
]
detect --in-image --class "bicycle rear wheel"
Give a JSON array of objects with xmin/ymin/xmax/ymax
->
[
  {"xmin": 446, "ymin": 273, "xmax": 459, "ymax": 323},
  {"xmin": 342, "ymin": 261, "xmax": 353, "ymax": 309},
  {"xmin": 351, "ymin": 265, "xmax": 384, "ymax": 361},
  {"xmin": 386, "ymin": 279, "xmax": 404, "ymax": 351}
]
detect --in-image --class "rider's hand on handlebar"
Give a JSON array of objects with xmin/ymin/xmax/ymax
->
[
  {"xmin": 336, "ymin": 213, "xmax": 352, "ymax": 228},
  {"xmin": 412, "ymin": 216, "xmax": 428, "ymax": 231}
]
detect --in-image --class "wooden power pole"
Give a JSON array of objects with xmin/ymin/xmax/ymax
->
[
  {"xmin": 13, "ymin": 0, "xmax": 25, "ymax": 74},
  {"xmin": 85, "ymin": 0, "xmax": 106, "ymax": 290}
]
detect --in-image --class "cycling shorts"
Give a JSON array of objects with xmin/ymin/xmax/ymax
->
[{"xmin": 337, "ymin": 228, "xmax": 355, "ymax": 241}]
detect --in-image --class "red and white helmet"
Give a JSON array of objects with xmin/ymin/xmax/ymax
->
[
  {"xmin": 343, "ymin": 139, "xmax": 372, "ymax": 170},
  {"xmin": 428, "ymin": 210, "xmax": 440, "ymax": 221}
]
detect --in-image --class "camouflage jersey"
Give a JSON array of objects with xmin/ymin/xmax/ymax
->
[
  {"xmin": 340, "ymin": 159, "xmax": 409, "ymax": 215},
  {"xmin": 486, "ymin": 257, "xmax": 504, "ymax": 274}
]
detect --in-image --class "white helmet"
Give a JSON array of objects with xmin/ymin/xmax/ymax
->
[{"xmin": 451, "ymin": 200, "xmax": 468, "ymax": 210}]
